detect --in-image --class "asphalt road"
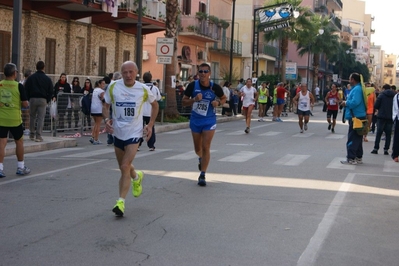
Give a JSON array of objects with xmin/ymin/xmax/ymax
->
[{"xmin": 1, "ymin": 106, "xmax": 399, "ymax": 266}]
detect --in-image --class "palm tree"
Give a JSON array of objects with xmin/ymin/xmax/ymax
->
[
  {"xmin": 297, "ymin": 16, "xmax": 339, "ymax": 94},
  {"xmin": 164, "ymin": 0, "xmax": 180, "ymax": 118},
  {"xmin": 263, "ymin": 0, "xmax": 312, "ymax": 83},
  {"xmin": 329, "ymin": 42, "xmax": 356, "ymax": 80}
]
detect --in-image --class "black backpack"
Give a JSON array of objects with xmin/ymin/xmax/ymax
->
[{"xmin": 81, "ymin": 93, "xmax": 92, "ymax": 115}]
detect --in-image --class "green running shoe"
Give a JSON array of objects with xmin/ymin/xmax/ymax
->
[
  {"xmin": 112, "ymin": 200, "xmax": 125, "ymax": 217},
  {"xmin": 132, "ymin": 171, "xmax": 143, "ymax": 197}
]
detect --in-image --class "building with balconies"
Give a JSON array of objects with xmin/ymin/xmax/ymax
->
[
  {"xmin": 382, "ymin": 53, "xmax": 397, "ymax": 85},
  {"xmin": 0, "ymin": 0, "xmax": 166, "ymax": 78},
  {"xmin": 340, "ymin": 0, "xmax": 373, "ymax": 73},
  {"xmin": 142, "ymin": 0, "xmax": 240, "ymax": 85},
  {"xmin": 370, "ymin": 45, "xmax": 383, "ymax": 87}
]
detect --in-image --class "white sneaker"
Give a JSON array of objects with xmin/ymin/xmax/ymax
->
[
  {"xmin": 304, "ymin": 123, "xmax": 308, "ymax": 131},
  {"xmin": 23, "ymin": 129, "xmax": 30, "ymax": 135}
]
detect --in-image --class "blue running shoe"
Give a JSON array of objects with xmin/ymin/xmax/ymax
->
[
  {"xmin": 198, "ymin": 175, "xmax": 206, "ymax": 187},
  {"xmin": 16, "ymin": 166, "xmax": 31, "ymax": 175}
]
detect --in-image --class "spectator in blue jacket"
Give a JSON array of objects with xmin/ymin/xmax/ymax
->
[{"xmin": 340, "ymin": 73, "xmax": 366, "ymax": 165}]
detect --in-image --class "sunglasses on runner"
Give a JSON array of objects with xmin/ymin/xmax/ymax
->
[{"xmin": 198, "ymin": 70, "xmax": 209, "ymax": 74}]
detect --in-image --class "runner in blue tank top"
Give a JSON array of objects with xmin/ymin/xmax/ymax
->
[{"xmin": 183, "ymin": 63, "xmax": 226, "ymax": 186}]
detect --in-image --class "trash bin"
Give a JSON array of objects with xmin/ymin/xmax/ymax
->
[{"xmin": 158, "ymin": 93, "xmax": 166, "ymax": 110}]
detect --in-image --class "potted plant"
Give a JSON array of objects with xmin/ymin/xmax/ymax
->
[
  {"xmin": 186, "ymin": 25, "xmax": 197, "ymax": 32},
  {"xmin": 219, "ymin": 19, "xmax": 229, "ymax": 29},
  {"xmin": 195, "ymin": 11, "xmax": 208, "ymax": 21},
  {"xmin": 208, "ymin": 15, "xmax": 219, "ymax": 25}
]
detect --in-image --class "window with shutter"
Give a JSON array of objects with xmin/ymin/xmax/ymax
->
[
  {"xmin": 0, "ymin": 31, "xmax": 11, "ymax": 70},
  {"xmin": 99, "ymin": 47, "xmax": 107, "ymax": 76},
  {"xmin": 45, "ymin": 38, "xmax": 56, "ymax": 74}
]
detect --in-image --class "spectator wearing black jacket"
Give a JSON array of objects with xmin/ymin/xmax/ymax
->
[
  {"xmin": 371, "ymin": 84, "xmax": 396, "ymax": 155},
  {"xmin": 53, "ymin": 73, "xmax": 71, "ymax": 129},
  {"xmin": 24, "ymin": 61, "xmax": 53, "ymax": 142}
]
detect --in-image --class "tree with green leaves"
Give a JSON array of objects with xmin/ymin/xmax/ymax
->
[
  {"xmin": 262, "ymin": 0, "xmax": 312, "ymax": 83},
  {"xmin": 296, "ymin": 15, "xmax": 339, "ymax": 94},
  {"xmin": 329, "ymin": 42, "xmax": 356, "ymax": 81}
]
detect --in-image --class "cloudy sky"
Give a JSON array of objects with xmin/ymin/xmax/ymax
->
[{"xmin": 364, "ymin": 0, "xmax": 398, "ymax": 55}]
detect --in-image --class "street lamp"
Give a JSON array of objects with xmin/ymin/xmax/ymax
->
[{"xmin": 306, "ymin": 28, "xmax": 324, "ymax": 91}]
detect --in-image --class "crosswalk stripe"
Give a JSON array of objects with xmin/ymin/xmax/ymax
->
[
  {"xmin": 135, "ymin": 149, "xmax": 171, "ymax": 158},
  {"xmin": 293, "ymin": 132, "xmax": 314, "ymax": 137},
  {"xmin": 165, "ymin": 150, "xmax": 216, "ymax": 160},
  {"xmin": 63, "ymin": 148, "xmax": 115, "ymax": 158},
  {"xmin": 218, "ymin": 151, "xmax": 263, "ymax": 162},
  {"xmin": 25, "ymin": 147, "xmax": 85, "ymax": 157},
  {"xmin": 273, "ymin": 154, "xmax": 310, "ymax": 166},
  {"xmin": 259, "ymin": 131, "xmax": 282, "ymax": 136},
  {"xmin": 163, "ymin": 129, "xmax": 191, "ymax": 134},
  {"xmin": 327, "ymin": 157, "xmax": 356, "ymax": 170},
  {"xmin": 383, "ymin": 160, "xmax": 399, "ymax": 172},
  {"xmin": 325, "ymin": 134, "xmax": 345, "ymax": 139}
]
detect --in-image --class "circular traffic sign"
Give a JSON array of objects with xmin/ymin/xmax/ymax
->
[{"xmin": 160, "ymin": 45, "xmax": 170, "ymax": 55}]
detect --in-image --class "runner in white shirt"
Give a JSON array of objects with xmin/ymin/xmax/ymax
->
[
  {"xmin": 90, "ymin": 79, "xmax": 105, "ymax": 145},
  {"xmin": 103, "ymin": 61, "xmax": 158, "ymax": 217},
  {"xmin": 240, "ymin": 78, "xmax": 258, "ymax": 133},
  {"xmin": 138, "ymin": 71, "xmax": 161, "ymax": 151},
  {"xmin": 293, "ymin": 83, "xmax": 315, "ymax": 133}
]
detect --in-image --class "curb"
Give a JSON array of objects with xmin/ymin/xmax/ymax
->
[{"xmin": 5, "ymin": 138, "xmax": 77, "ymax": 156}]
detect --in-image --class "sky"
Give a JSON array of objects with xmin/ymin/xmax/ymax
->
[{"xmin": 364, "ymin": 0, "xmax": 398, "ymax": 55}]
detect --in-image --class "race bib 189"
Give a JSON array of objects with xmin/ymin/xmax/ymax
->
[{"xmin": 115, "ymin": 101, "xmax": 136, "ymax": 122}]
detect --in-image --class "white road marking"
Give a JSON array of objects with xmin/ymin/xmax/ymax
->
[
  {"xmin": 63, "ymin": 148, "xmax": 115, "ymax": 158},
  {"xmin": 163, "ymin": 129, "xmax": 191, "ymax": 134},
  {"xmin": 165, "ymin": 150, "xmax": 216, "ymax": 160},
  {"xmin": 273, "ymin": 154, "xmax": 311, "ymax": 166},
  {"xmin": 0, "ymin": 159, "xmax": 108, "ymax": 186},
  {"xmin": 383, "ymin": 160, "xmax": 399, "ymax": 172},
  {"xmin": 297, "ymin": 173, "xmax": 355, "ymax": 266},
  {"xmin": 325, "ymin": 134, "xmax": 345, "ymax": 139},
  {"xmin": 326, "ymin": 157, "xmax": 356, "ymax": 170},
  {"xmin": 259, "ymin": 131, "xmax": 282, "ymax": 136},
  {"xmin": 218, "ymin": 151, "xmax": 263, "ymax": 162},
  {"xmin": 226, "ymin": 123, "xmax": 276, "ymax": 135},
  {"xmin": 226, "ymin": 143, "xmax": 254, "ymax": 146},
  {"xmin": 25, "ymin": 147, "xmax": 85, "ymax": 157},
  {"xmin": 135, "ymin": 149, "xmax": 171, "ymax": 158},
  {"xmin": 293, "ymin": 132, "xmax": 314, "ymax": 137}
]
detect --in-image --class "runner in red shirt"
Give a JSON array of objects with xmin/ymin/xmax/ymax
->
[{"xmin": 325, "ymin": 83, "xmax": 341, "ymax": 133}]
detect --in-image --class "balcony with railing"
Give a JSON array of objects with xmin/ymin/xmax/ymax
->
[
  {"xmin": 210, "ymin": 37, "xmax": 242, "ymax": 55},
  {"xmin": 330, "ymin": 15, "xmax": 342, "ymax": 31},
  {"xmin": 260, "ymin": 44, "xmax": 278, "ymax": 58},
  {"xmin": 179, "ymin": 15, "xmax": 223, "ymax": 42},
  {"xmin": 327, "ymin": 0, "xmax": 343, "ymax": 11},
  {"xmin": 0, "ymin": 0, "xmax": 167, "ymax": 35},
  {"xmin": 384, "ymin": 63, "xmax": 394, "ymax": 68},
  {"xmin": 120, "ymin": 0, "xmax": 166, "ymax": 20}
]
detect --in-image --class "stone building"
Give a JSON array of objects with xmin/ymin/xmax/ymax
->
[{"xmin": 0, "ymin": 0, "xmax": 165, "ymax": 80}]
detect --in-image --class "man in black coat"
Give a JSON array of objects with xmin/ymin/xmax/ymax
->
[{"xmin": 371, "ymin": 84, "xmax": 396, "ymax": 155}]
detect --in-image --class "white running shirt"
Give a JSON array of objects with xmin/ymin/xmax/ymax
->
[
  {"xmin": 240, "ymin": 86, "xmax": 256, "ymax": 107},
  {"xmin": 143, "ymin": 83, "xmax": 161, "ymax": 117},
  {"xmin": 104, "ymin": 79, "xmax": 156, "ymax": 140},
  {"xmin": 91, "ymin": 87, "xmax": 104, "ymax": 114},
  {"xmin": 298, "ymin": 90, "xmax": 311, "ymax": 111}
]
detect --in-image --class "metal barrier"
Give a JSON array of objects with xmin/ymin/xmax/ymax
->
[{"xmin": 53, "ymin": 92, "xmax": 90, "ymax": 136}]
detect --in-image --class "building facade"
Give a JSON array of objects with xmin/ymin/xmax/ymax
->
[{"xmin": 0, "ymin": 0, "xmax": 165, "ymax": 81}]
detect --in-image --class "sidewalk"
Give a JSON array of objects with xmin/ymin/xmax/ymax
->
[{"xmin": 5, "ymin": 115, "xmax": 242, "ymax": 156}]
